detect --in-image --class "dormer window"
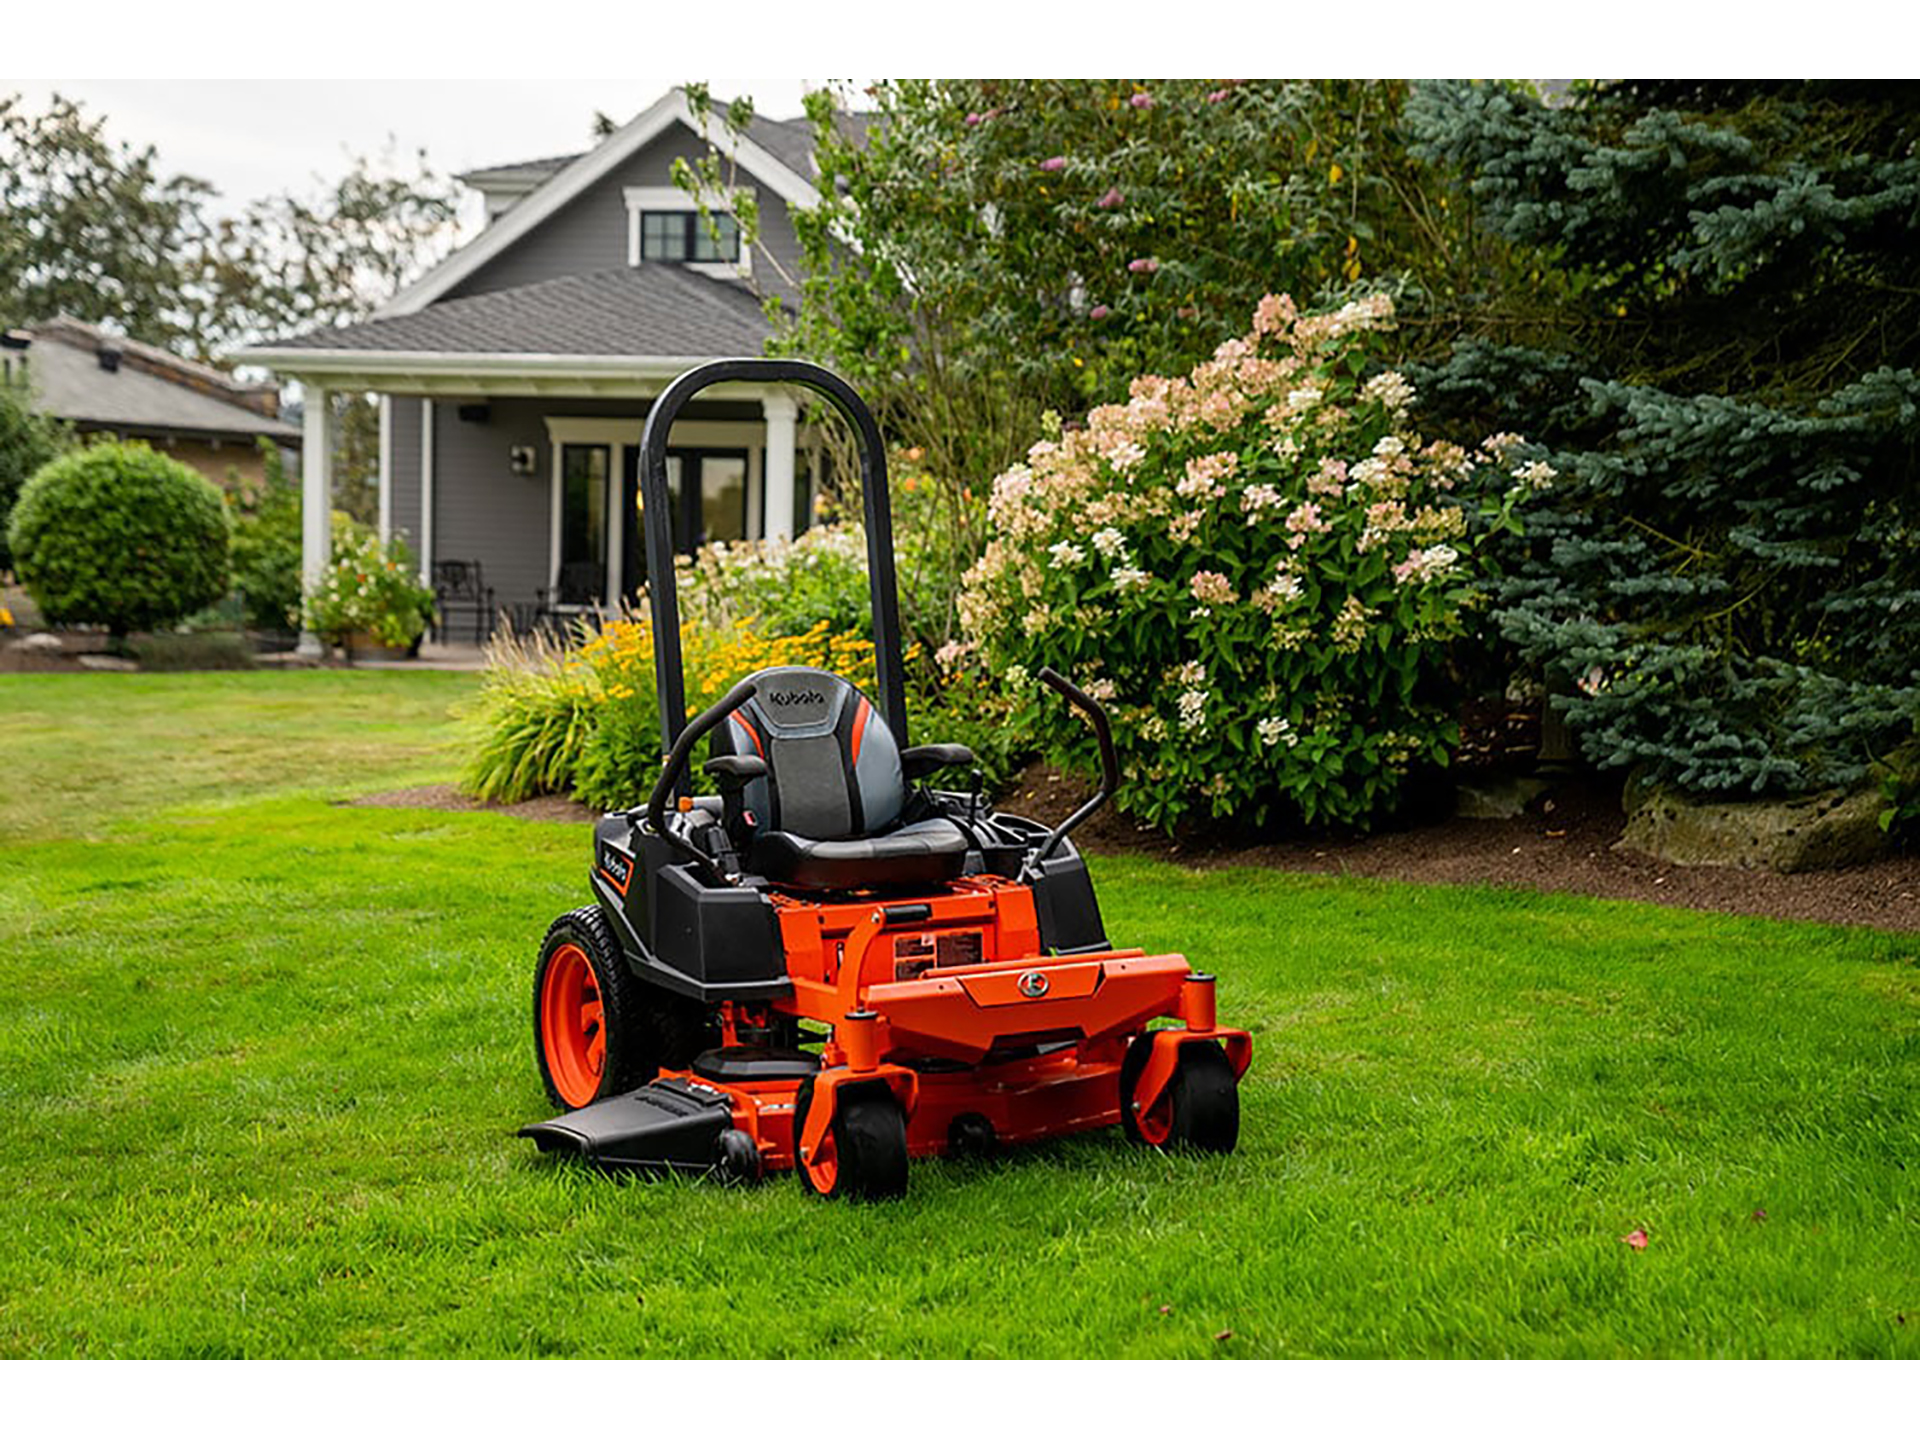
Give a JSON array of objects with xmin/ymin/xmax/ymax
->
[
  {"xmin": 625, "ymin": 186, "xmax": 753, "ymax": 280},
  {"xmin": 639, "ymin": 210, "xmax": 740, "ymax": 264}
]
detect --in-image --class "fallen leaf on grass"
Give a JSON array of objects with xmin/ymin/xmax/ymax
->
[
  {"xmin": 1620, "ymin": 1228, "xmax": 1650, "ymax": 1250},
  {"xmin": 1214, "ymin": 1329, "xmax": 1234, "ymax": 1343}
]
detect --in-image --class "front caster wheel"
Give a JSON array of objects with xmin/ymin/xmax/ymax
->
[
  {"xmin": 713, "ymin": 1128, "xmax": 764, "ymax": 1185},
  {"xmin": 1120, "ymin": 1035, "xmax": 1240, "ymax": 1153},
  {"xmin": 794, "ymin": 1078, "xmax": 909, "ymax": 1201}
]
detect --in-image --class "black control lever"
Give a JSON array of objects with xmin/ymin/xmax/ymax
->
[{"xmin": 1030, "ymin": 666, "xmax": 1121, "ymax": 867}]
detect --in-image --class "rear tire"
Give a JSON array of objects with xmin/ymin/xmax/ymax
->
[
  {"xmin": 532, "ymin": 906, "xmax": 714, "ymax": 1110},
  {"xmin": 794, "ymin": 1078, "xmax": 910, "ymax": 1200},
  {"xmin": 1120, "ymin": 1035, "xmax": 1240, "ymax": 1154}
]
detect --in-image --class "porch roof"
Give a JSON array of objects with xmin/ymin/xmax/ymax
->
[{"xmin": 235, "ymin": 267, "xmax": 783, "ymax": 394}]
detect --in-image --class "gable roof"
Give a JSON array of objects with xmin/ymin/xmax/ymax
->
[
  {"xmin": 240, "ymin": 265, "xmax": 777, "ymax": 369},
  {"xmin": 22, "ymin": 319, "xmax": 299, "ymax": 440},
  {"xmin": 378, "ymin": 88, "xmax": 820, "ymax": 320}
]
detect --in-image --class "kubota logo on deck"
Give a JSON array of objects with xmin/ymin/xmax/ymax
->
[
  {"xmin": 1018, "ymin": 971, "xmax": 1050, "ymax": 998},
  {"xmin": 769, "ymin": 690, "xmax": 826, "ymax": 707}
]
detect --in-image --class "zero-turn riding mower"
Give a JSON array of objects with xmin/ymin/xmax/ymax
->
[{"xmin": 519, "ymin": 359, "xmax": 1252, "ymax": 1199}]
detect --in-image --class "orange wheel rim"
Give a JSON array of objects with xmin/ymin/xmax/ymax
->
[
  {"xmin": 539, "ymin": 942, "xmax": 605, "ymax": 1108},
  {"xmin": 1136, "ymin": 1091, "xmax": 1173, "ymax": 1146},
  {"xmin": 805, "ymin": 1126, "xmax": 839, "ymax": 1194}
]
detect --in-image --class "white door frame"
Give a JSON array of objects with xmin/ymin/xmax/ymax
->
[{"xmin": 542, "ymin": 416, "xmax": 772, "ymax": 611}]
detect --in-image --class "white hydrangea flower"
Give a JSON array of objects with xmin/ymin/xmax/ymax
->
[
  {"xmin": 1177, "ymin": 689, "xmax": 1208, "ymax": 732},
  {"xmin": 1112, "ymin": 566, "xmax": 1149, "ymax": 591},
  {"xmin": 1047, "ymin": 540, "xmax": 1087, "ymax": 568},
  {"xmin": 1514, "ymin": 459, "xmax": 1557, "ymax": 491},
  {"xmin": 1256, "ymin": 715, "xmax": 1299, "ymax": 749},
  {"xmin": 1091, "ymin": 527, "xmax": 1129, "ymax": 560}
]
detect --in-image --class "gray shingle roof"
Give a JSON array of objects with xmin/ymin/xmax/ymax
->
[
  {"xmin": 266, "ymin": 267, "xmax": 778, "ymax": 358},
  {"xmin": 455, "ymin": 153, "xmax": 583, "ymax": 187},
  {"xmin": 22, "ymin": 324, "xmax": 299, "ymax": 439}
]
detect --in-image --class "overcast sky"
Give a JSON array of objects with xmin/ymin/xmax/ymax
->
[{"xmin": 2, "ymin": 78, "xmax": 831, "ymax": 234}]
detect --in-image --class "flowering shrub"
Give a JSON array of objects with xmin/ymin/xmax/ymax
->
[
  {"xmin": 462, "ymin": 608, "xmax": 887, "ymax": 812},
  {"xmin": 301, "ymin": 532, "xmax": 436, "ymax": 650},
  {"xmin": 572, "ymin": 615, "xmax": 885, "ymax": 812},
  {"xmin": 676, "ymin": 524, "xmax": 872, "ymax": 639},
  {"xmin": 959, "ymin": 293, "xmax": 1545, "ymax": 831}
]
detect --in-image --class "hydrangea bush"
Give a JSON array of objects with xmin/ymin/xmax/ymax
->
[{"xmin": 959, "ymin": 293, "xmax": 1545, "ymax": 831}]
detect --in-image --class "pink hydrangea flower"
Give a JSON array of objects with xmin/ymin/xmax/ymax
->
[
  {"xmin": 1096, "ymin": 186, "xmax": 1124, "ymax": 210},
  {"xmin": 1039, "ymin": 155, "xmax": 1067, "ymax": 172},
  {"xmin": 1128, "ymin": 257, "xmax": 1160, "ymax": 275},
  {"xmin": 1129, "ymin": 93, "xmax": 1154, "ymax": 109},
  {"xmin": 1090, "ymin": 304, "xmax": 1111, "ymax": 320}
]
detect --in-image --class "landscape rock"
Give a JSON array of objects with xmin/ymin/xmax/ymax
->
[
  {"xmin": 17, "ymin": 631, "xmax": 64, "ymax": 653},
  {"xmin": 77, "ymin": 653, "xmax": 138, "ymax": 672},
  {"xmin": 1619, "ymin": 779, "xmax": 1893, "ymax": 874}
]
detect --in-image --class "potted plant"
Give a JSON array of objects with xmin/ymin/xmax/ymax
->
[{"xmin": 301, "ymin": 534, "xmax": 437, "ymax": 662}]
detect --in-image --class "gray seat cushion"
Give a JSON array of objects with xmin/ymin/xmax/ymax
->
[{"xmin": 749, "ymin": 817, "xmax": 968, "ymax": 892}]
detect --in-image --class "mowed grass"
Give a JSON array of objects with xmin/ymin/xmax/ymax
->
[{"xmin": 0, "ymin": 673, "xmax": 1914, "ymax": 1357}]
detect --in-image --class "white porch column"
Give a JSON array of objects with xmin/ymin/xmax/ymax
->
[
  {"xmin": 761, "ymin": 389, "xmax": 798, "ymax": 542},
  {"xmin": 376, "ymin": 394, "xmax": 393, "ymax": 547},
  {"xmin": 418, "ymin": 398, "xmax": 435, "ymax": 587},
  {"xmin": 296, "ymin": 386, "xmax": 332, "ymax": 657}
]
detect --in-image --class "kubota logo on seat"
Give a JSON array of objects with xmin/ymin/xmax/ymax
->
[
  {"xmin": 768, "ymin": 689, "xmax": 826, "ymax": 707},
  {"xmin": 1018, "ymin": 971, "xmax": 1050, "ymax": 998}
]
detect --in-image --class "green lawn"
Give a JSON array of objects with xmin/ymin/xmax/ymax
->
[{"xmin": 0, "ymin": 672, "xmax": 1914, "ymax": 1357}]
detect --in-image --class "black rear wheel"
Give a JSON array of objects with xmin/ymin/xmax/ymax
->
[
  {"xmin": 794, "ymin": 1078, "xmax": 909, "ymax": 1200},
  {"xmin": 533, "ymin": 906, "xmax": 714, "ymax": 1110}
]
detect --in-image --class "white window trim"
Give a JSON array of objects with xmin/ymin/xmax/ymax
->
[{"xmin": 624, "ymin": 185, "xmax": 755, "ymax": 281}]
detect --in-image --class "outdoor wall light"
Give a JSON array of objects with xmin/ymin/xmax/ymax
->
[{"xmin": 509, "ymin": 445, "xmax": 537, "ymax": 475}]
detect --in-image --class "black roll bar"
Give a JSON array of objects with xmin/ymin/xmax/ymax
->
[
  {"xmin": 1031, "ymin": 666, "xmax": 1121, "ymax": 867},
  {"xmin": 638, "ymin": 359, "xmax": 909, "ymax": 789}
]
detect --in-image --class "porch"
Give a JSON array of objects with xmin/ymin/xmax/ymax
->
[{"xmin": 293, "ymin": 375, "xmax": 817, "ymax": 653}]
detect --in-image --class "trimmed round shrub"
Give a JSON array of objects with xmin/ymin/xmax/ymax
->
[
  {"xmin": 959, "ymin": 293, "xmax": 1548, "ymax": 833},
  {"xmin": 7, "ymin": 441, "xmax": 232, "ymax": 637}
]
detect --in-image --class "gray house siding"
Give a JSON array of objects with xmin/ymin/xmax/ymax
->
[
  {"xmin": 429, "ymin": 397, "xmax": 553, "ymax": 612},
  {"xmin": 446, "ymin": 120, "xmax": 805, "ymax": 311},
  {"xmin": 381, "ymin": 394, "xmax": 775, "ymax": 618},
  {"xmin": 387, "ymin": 396, "xmax": 422, "ymax": 552}
]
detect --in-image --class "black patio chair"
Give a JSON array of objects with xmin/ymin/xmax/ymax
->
[{"xmin": 433, "ymin": 559, "xmax": 497, "ymax": 646}]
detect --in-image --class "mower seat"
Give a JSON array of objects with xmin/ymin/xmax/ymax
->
[{"xmin": 712, "ymin": 665, "xmax": 968, "ymax": 892}]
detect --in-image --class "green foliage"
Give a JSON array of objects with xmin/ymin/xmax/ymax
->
[
  {"xmin": 675, "ymin": 524, "xmax": 873, "ymax": 639},
  {"xmin": 682, "ymin": 79, "xmax": 1468, "ymax": 573},
  {"xmin": 962, "ymin": 294, "xmax": 1541, "ymax": 832},
  {"xmin": 7, "ymin": 440, "xmax": 230, "ymax": 637},
  {"xmin": 300, "ymin": 531, "xmax": 435, "ymax": 650},
  {"xmin": 0, "ymin": 376, "xmax": 68, "ymax": 573},
  {"xmin": 227, "ymin": 439, "xmax": 302, "ymax": 632},
  {"xmin": 126, "ymin": 630, "xmax": 256, "ymax": 671},
  {"xmin": 0, "ymin": 91, "xmax": 459, "ymax": 360},
  {"xmin": 1406, "ymin": 80, "xmax": 1920, "ymax": 796},
  {"xmin": 0, "ymin": 94, "xmax": 215, "ymax": 352}
]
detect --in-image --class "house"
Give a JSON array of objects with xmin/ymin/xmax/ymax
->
[
  {"xmin": 238, "ymin": 87, "xmax": 842, "ymax": 653},
  {"xmin": 4, "ymin": 317, "xmax": 300, "ymax": 489}
]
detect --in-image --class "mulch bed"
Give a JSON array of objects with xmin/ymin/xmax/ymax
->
[
  {"xmin": 1004, "ymin": 763, "xmax": 1920, "ymax": 934},
  {"xmin": 352, "ymin": 769, "xmax": 1920, "ymax": 934}
]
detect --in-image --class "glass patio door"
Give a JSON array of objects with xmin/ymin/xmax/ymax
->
[{"xmin": 617, "ymin": 448, "xmax": 751, "ymax": 603}]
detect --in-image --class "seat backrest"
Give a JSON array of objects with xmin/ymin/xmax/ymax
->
[{"xmin": 712, "ymin": 666, "xmax": 904, "ymax": 840}]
